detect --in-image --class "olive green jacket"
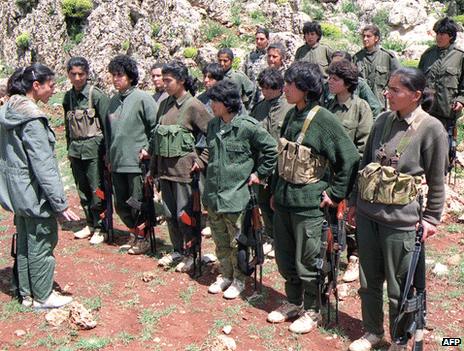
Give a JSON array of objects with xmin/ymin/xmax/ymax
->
[
  {"xmin": 224, "ymin": 68, "xmax": 255, "ymax": 109},
  {"xmin": 272, "ymin": 102, "xmax": 359, "ymax": 217},
  {"xmin": 353, "ymin": 46, "xmax": 400, "ymax": 107},
  {"xmin": 62, "ymin": 82, "xmax": 109, "ymax": 159},
  {"xmin": 203, "ymin": 113, "xmax": 277, "ymax": 213},
  {"xmin": 325, "ymin": 95, "xmax": 373, "ymax": 158},
  {"xmin": 0, "ymin": 95, "xmax": 68, "ymax": 217},
  {"xmin": 250, "ymin": 94, "xmax": 294, "ymax": 140},
  {"xmin": 294, "ymin": 42, "xmax": 333, "ymax": 77},
  {"xmin": 418, "ymin": 43, "xmax": 464, "ymax": 121},
  {"xmin": 243, "ymin": 48, "xmax": 268, "ymax": 83},
  {"xmin": 106, "ymin": 87, "xmax": 158, "ymax": 173}
]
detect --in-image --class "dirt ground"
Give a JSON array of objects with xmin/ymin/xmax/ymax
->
[{"xmin": 0, "ymin": 189, "xmax": 463, "ymax": 351}]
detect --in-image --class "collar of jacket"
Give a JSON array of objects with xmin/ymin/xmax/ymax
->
[
  {"xmin": 395, "ymin": 105, "xmax": 425, "ymax": 125},
  {"xmin": 119, "ymin": 86, "xmax": 136, "ymax": 100},
  {"xmin": 175, "ymin": 92, "xmax": 192, "ymax": 108},
  {"xmin": 366, "ymin": 45, "xmax": 380, "ymax": 55},
  {"xmin": 72, "ymin": 81, "xmax": 90, "ymax": 99}
]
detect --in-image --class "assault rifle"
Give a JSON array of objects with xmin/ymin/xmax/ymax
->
[
  {"xmin": 95, "ymin": 162, "xmax": 113, "ymax": 243},
  {"xmin": 236, "ymin": 186, "xmax": 264, "ymax": 292},
  {"xmin": 392, "ymin": 192, "xmax": 426, "ymax": 351},
  {"xmin": 179, "ymin": 171, "xmax": 202, "ymax": 277},
  {"xmin": 318, "ymin": 202, "xmax": 347, "ymax": 325},
  {"xmin": 126, "ymin": 159, "xmax": 157, "ymax": 253},
  {"xmin": 448, "ymin": 121, "xmax": 458, "ymax": 186}
]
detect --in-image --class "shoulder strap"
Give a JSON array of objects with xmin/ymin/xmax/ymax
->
[
  {"xmin": 88, "ymin": 85, "xmax": 95, "ymax": 109},
  {"xmin": 380, "ymin": 111, "xmax": 427, "ymax": 156},
  {"xmin": 296, "ymin": 105, "xmax": 320, "ymax": 145}
]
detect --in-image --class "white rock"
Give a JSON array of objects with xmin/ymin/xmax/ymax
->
[
  {"xmin": 222, "ymin": 325, "xmax": 232, "ymax": 335},
  {"xmin": 446, "ymin": 254, "xmax": 461, "ymax": 267},
  {"xmin": 202, "ymin": 253, "xmax": 218, "ymax": 264},
  {"xmin": 14, "ymin": 330, "xmax": 26, "ymax": 337},
  {"xmin": 432, "ymin": 263, "xmax": 449, "ymax": 276},
  {"xmin": 217, "ymin": 335, "xmax": 237, "ymax": 350}
]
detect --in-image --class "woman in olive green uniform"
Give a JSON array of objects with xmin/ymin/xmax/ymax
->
[
  {"xmin": 267, "ymin": 61, "xmax": 359, "ymax": 334},
  {"xmin": 347, "ymin": 68, "xmax": 448, "ymax": 351},
  {"xmin": 152, "ymin": 61, "xmax": 213, "ymax": 272}
]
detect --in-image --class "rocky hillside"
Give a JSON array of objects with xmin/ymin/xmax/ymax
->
[{"xmin": 0, "ymin": 0, "xmax": 459, "ymax": 89}]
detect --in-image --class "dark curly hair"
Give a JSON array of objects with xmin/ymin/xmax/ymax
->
[
  {"xmin": 108, "ymin": 55, "xmax": 139, "ymax": 86},
  {"xmin": 284, "ymin": 61, "xmax": 323, "ymax": 101},
  {"xmin": 162, "ymin": 60, "xmax": 199, "ymax": 96},
  {"xmin": 328, "ymin": 59, "xmax": 359, "ymax": 93},
  {"xmin": 202, "ymin": 63, "xmax": 225, "ymax": 82},
  {"xmin": 433, "ymin": 17, "xmax": 459, "ymax": 44},
  {"xmin": 257, "ymin": 67, "xmax": 284, "ymax": 90},
  {"xmin": 207, "ymin": 80, "xmax": 241, "ymax": 114},
  {"xmin": 66, "ymin": 56, "xmax": 90, "ymax": 73},
  {"xmin": 302, "ymin": 21, "xmax": 322, "ymax": 41}
]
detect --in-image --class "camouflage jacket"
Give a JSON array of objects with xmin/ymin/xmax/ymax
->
[
  {"xmin": 419, "ymin": 43, "xmax": 464, "ymax": 121},
  {"xmin": 353, "ymin": 46, "xmax": 400, "ymax": 108}
]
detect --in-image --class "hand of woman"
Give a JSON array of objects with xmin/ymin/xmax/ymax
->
[
  {"xmin": 347, "ymin": 206, "xmax": 356, "ymax": 228},
  {"xmin": 417, "ymin": 220, "xmax": 437, "ymax": 242},
  {"xmin": 59, "ymin": 208, "xmax": 80, "ymax": 222},
  {"xmin": 320, "ymin": 191, "xmax": 338, "ymax": 208},
  {"xmin": 138, "ymin": 148, "xmax": 151, "ymax": 160},
  {"xmin": 248, "ymin": 173, "xmax": 260, "ymax": 186}
]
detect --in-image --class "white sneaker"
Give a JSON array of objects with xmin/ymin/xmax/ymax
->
[
  {"xmin": 208, "ymin": 276, "xmax": 232, "ymax": 294},
  {"xmin": 267, "ymin": 301, "xmax": 303, "ymax": 323},
  {"xmin": 21, "ymin": 296, "xmax": 33, "ymax": 307},
  {"xmin": 343, "ymin": 256, "xmax": 360, "ymax": 282},
  {"xmin": 288, "ymin": 310, "xmax": 321, "ymax": 334},
  {"xmin": 388, "ymin": 344, "xmax": 407, "ymax": 351},
  {"xmin": 201, "ymin": 226, "xmax": 212, "ymax": 237},
  {"xmin": 119, "ymin": 233, "xmax": 136, "ymax": 250},
  {"xmin": 223, "ymin": 279, "xmax": 245, "ymax": 299},
  {"xmin": 267, "ymin": 249, "xmax": 275, "ymax": 258},
  {"xmin": 33, "ymin": 291, "xmax": 73, "ymax": 309},
  {"xmin": 89, "ymin": 229, "xmax": 107, "ymax": 245},
  {"xmin": 175, "ymin": 256, "xmax": 195, "ymax": 272},
  {"xmin": 158, "ymin": 252, "xmax": 183, "ymax": 267},
  {"xmin": 74, "ymin": 226, "xmax": 93, "ymax": 239},
  {"xmin": 128, "ymin": 238, "xmax": 150, "ymax": 255},
  {"xmin": 349, "ymin": 332, "xmax": 385, "ymax": 351}
]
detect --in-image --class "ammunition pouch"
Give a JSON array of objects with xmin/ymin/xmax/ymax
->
[
  {"xmin": 358, "ymin": 162, "xmax": 422, "ymax": 205},
  {"xmin": 66, "ymin": 108, "xmax": 101, "ymax": 140},
  {"xmin": 153, "ymin": 124, "xmax": 196, "ymax": 158},
  {"xmin": 277, "ymin": 137, "xmax": 327, "ymax": 184}
]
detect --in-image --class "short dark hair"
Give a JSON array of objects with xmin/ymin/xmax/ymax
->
[
  {"xmin": 108, "ymin": 55, "xmax": 139, "ymax": 86},
  {"xmin": 217, "ymin": 48, "xmax": 234, "ymax": 61},
  {"xmin": 332, "ymin": 50, "xmax": 352, "ymax": 61},
  {"xmin": 303, "ymin": 21, "xmax": 322, "ymax": 40},
  {"xmin": 256, "ymin": 27, "xmax": 270, "ymax": 39},
  {"xmin": 257, "ymin": 67, "xmax": 284, "ymax": 90},
  {"xmin": 284, "ymin": 61, "xmax": 323, "ymax": 101},
  {"xmin": 66, "ymin": 56, "xmax": 90, "ymax": 73},
  {"xmin": 433, "ymin": 17, "xmax": 459, "ymax": 43},
  {"xmin": 7, "ymin": 64, "xmax": 55, "ymax": 96},
  {"xmin": 328, "ymin": 59, "xmax": 359, "ymax": 93},
  {"xmin": 361, "ymin": 24, "xmax": 381, "ymax": 40},
  {"xmin": 162, "ymin": 60, "xmax": 198, "ymax": 96},
  {"xmin": 267, "ymin": 42, "xmax": 287, "ymax": 61},
  {"xmin": 207, "ymin": 80, "xmax": 242, "ymax": 114},
  {"xmin": 150, "ymin": 62, "xmax": 164, "ymax": 71},
  {"xmin": 202, "ymin": 63, "xmax": 224, "ymax": 81},
  {"xmin": 390, "ymin": 67, "xmax": 434, "ymax": 111}
]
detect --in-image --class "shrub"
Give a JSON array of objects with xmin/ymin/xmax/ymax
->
[
  {"xmin": 372, "ymin": 9, "xmax": 391, "ymax": 37},
  {"xmin": 151, "ymin": 22, "xmax": 160, "ymax": 37},
  {"xmin": 183, "ymin": 47, "xmax": 198, "ymax": 59},
  {"xmin": 15, "ymin": 0, "xmax": 37, "ymax": 13},
  {"xmin": 341, "ymin": 0, "xmax": 360, "ymax": 14},
  {"xmin": 152, "ymin": 43, "xmax": 162, "ymax": 57},
  {"xmin": 73, "ymin": 32, "xmax": 84, "ymax": 44},
  {"xmin": 453, "ymin": 15, "xmax": 464, "ymax": 25},
  {"xmin": 121, "ymin": 39, "xmax": 130, "ymax": 51},
  {"xmin": 219, "ymin": 33, "xmax": 239, "ymax": 48},
  {"xmin": 230, "ymin": 3, "xmax": 241, "ymax": 26},
  {"xmin": 64, "ymin": 42, "xmax": 75, "ymax": 53},
  {"xmin": 321, "ymin": 23, "xmax": 343, "ymax": 39},
  {"xmin": 61, "ymin": 0, "xmax": 93, "ymax": 18},
  {"xmin": 342, "ymin": 18, "xmax": 358, "ymax": 33},
  {"xmin": 204, "ymin": 21, "xmax": 226, "ymax": 42},
  {"xmin": 15, "ymin": 32, "xmax": 31, "ymax": 50},
  {"xmin": 232, "ymin": 57, "xmax": 241, "ymax": 70},
  {"xmin": 382, "ymin": 38, "xmax": 407, "ymax": 53},
  {"xmin": 275, "ymin": 0, "xmax": 288, "ymax": 4},
  {"xmin": 401, "ymin": 59, "xmax": 419, "ymax": 68},
  {"xmin": 250, "ymin": 10, "xmax": 267, "ymax": 25},
  {"xmin": 301, "ymin": 0, "xmax": 324, "ymax": 20}
]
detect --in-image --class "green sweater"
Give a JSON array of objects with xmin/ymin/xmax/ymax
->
[
  {"xmin": 106, "ymin": 87, "xmax": 158, "ymax": 173},
  {"xmin": 272, "ymin": 101, "xmax": 359, "ymax": 217}
]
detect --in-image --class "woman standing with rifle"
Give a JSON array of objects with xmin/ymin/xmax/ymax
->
[
  {"xmin": 0, "ymin": 64, "xmax": 79, "ymax": 308},
  {"xmin": 347, "ymin": 68, "xmax": 448, "ymax": 351}
]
